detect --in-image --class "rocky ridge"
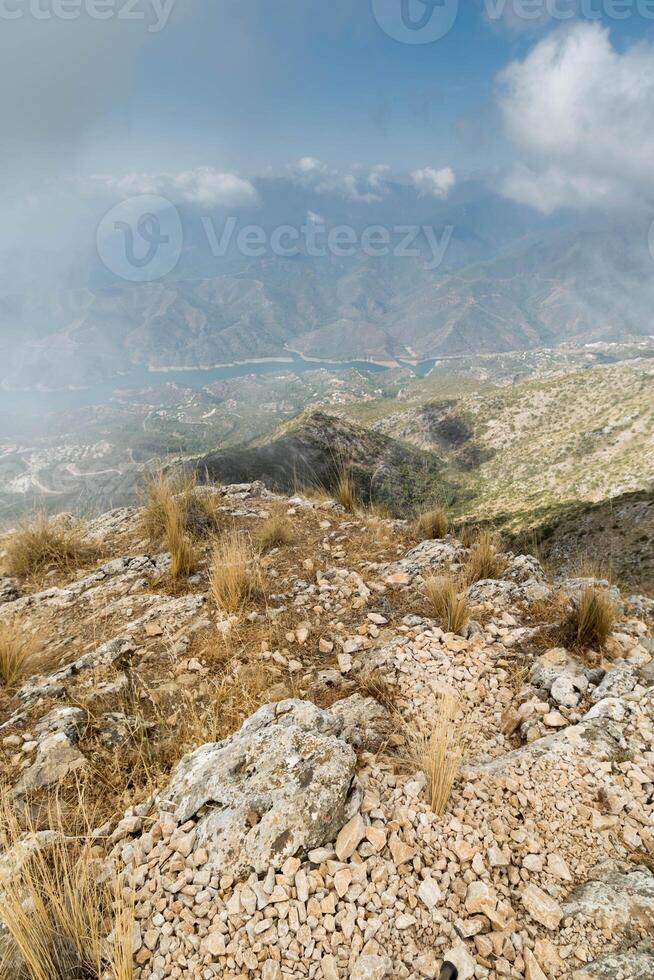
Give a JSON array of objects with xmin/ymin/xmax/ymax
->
[{"xmin": 0, "ymin": 483, "xmax": 653, "ymax": 979}]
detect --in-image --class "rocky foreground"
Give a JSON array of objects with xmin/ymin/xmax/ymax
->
[{"xmin": 1, "ymin": 483, "xmax": 653, "ymax": 979}]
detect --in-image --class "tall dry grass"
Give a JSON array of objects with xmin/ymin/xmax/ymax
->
[
  {"xmin": 139, "ymin": 470, "xmax": 219, "ymax": 547},
  {"xmin": 424, "ymin": 575, "xmax": 470, "ymax": 634},
  {"xmin": 256, "ymin": 513, "xmax": 294, "ymax": 551},
  {"xmin": 161, "ymin": 494, "xmax": 197, "ymax": 581},
  {"xmin": 406, "ymin": 694, "xmax": 464, "ymax": 816},
  {"xmin": 138, "ymin": 470, "xmax": 193, "ymax": 546},
  {"xmin": 414, "ymin": 506, "xmax": 449, "ymax": 541},
  {"xmin": 567, "ymin": 586, "xmax": 616, "ymax": 651},
  {"xmin": 335, "ymin": 466, "xmax": 358, "ymax": 513},
  {"xmin": 462, "ymin": 528, "xmax": 507, "ymax": 584},
  {"xmin": 210, "ymin": 532, "xmax": 256, "ymax": 613},
  {"xmin": 5, "ymin": 514, "xmax": 90, "ymax": 580},
  {"xmin": 0, "ymin": 795, "xmax": 133, "ymax": 980},
  {"xmin": 0, "ymin": 624, "xmax": 53, "ymax": 688}
]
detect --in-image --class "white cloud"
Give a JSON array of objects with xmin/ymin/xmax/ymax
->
[
  {"xmin": 295, "ymin": 157, "xmax": 328, "ymax": 174},
  {"xmin": 292, "ymin": 159, "xmax": 393, "ymax": 203},
  {"xmin": 368, "ymin": 163, "xmax": 392, "ymax": 192},
  {"xmin": 411, "ymin": 167, "xmax": 456, "ymax": 199},
  {"xmin": 90, "ymin": 167, "xmax": 259, "ymax": 208},
  {"xmin": 497, "ymin": 22, "xmax": 654, "ymax": 212}
]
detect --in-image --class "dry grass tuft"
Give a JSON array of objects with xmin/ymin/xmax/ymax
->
[
  {"xmin": 414, "ymin": 506, "xmax": 449, "ymax": 541},
  {"xmin": 366, "ymin": 500, "xmax": 393, "ymax": 520},
  {"xmin": 139, "ymin": 470, "xmax": 220, "ymax": 547},
  {"xmin": 565, "ymin": 586, "xmax": 616, "ymax": 651},
  {"xmin": 525, "ymin": 590, "xmax": 571, "ymax": 627},
  {"xmin": 5, "ymin": 513, "xmax": 90, "ymax": 580},
  {"xmin": 506, "ymin": 660, "xmax": 529, "ymax": 695},
  {"xmin": 424, "ymin": 574, "xmax": 470, "ymax": 634},
  {"xmin": 138, "ymin": 470, "xmax": 192, "ymax": 546},
  {"xmin": 463, "ymin": 528, "xmax": 507, "ymax": 585},
  {"xmin": 256, "ymin": 513, "xmax": 294, "ymax": 551},
  {"xmin": 162, "ymin": 494, "xmax": 197, "ymax": 581},
  {"xmin": 335, "ymin": 466, "xmax": 358, "ymax": 513},
  {"xmin": 406, "ymin": 694, "xmax": 464, "ymax": 816},
  {"xmin": 210, "ymin": 531, "xmax": 256, "ymax": 613},
  {"xmin": 0, "ymin": 794, "xmax": 133, "ymax": 980},
  {"xmin": 0, "ymin": 624, "xmax": 53, "ymax": 688},
  {"xmin": 457, "ymin": 524, "xmax": 477, "ymax": 549},
  {"xmin": 357, "ymin": 669, "xmax": 397, "ymax": 712}
]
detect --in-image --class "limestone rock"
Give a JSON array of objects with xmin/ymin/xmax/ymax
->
[
  {"xmin": 442, "ymin": 944, "xmax": 476, "ymax": 980},
  {"xmin": 160, "ymin": 699, "xmax": 359, "ymax": 878},
  {"xmin": 330, "ymin": 694, "xmax": 390, "ymax": 751},
  {"xmin": 351, "ymin": 954, "xmax": 393, "ymax": 979},
  {"xmin": 590, "ymin": 660, "xmax": 640, "ymax": 703},
  {"xmin": 335, "ymin": 811, "xmax": 365, "ymax": 861},
  {"xmin": 521, "ymin": 884, "xmax": 563, "ymax": 930},
  {"xmin": 34, "ymin": 706, "xmax": 87, "ymax": 742},
  {"xmin": 572, "ymin": 951, "xmax": 654, "ymax": 979},
  {"xmin": 11, "ymin": 732, "xmax": 87, "ymax": 796},
  {"xmin": 524, "ymin": 949, "xmax": 548, "ymax": 980},
  {"xmin": 561, "ymin": 862, "xmax": 654, "ymax": 935},
  {"xmin": 418, "ymin": 877, "xmax": 441, "ymax": 910}
]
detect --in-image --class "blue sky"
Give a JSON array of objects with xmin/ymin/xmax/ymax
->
[
  {"xmin": 83, "ymin": 0, "xmax": 654, "ymax": 175},
  {"xmin": 1, "ymin": 0, "xmax": 654, "ymax": 255}
]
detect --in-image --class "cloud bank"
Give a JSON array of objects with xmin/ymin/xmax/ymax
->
[
  {"xmin": 92, "ymin": 168, "xmax": 259, "ymax": 207},
  {"xmin": 498, "ymin": 22, "xmax": 654, "ymax": 212},
  {"xmin": 411, "ymin": 167, "xmax": 456, "ymax": 199}
]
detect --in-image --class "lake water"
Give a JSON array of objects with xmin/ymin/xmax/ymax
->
[{"xmin": 0, "ymin": 354, "xmax": 436, "ymax": 419}]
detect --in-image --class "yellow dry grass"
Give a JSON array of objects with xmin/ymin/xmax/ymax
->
[
  {"xmin": 0, "ymin": 794, "xmax": 133, "ymax": 980},
  {"xmin": 424, "ymin": 574, "xmax": 470, "ymax": 634},
  {"xmin": 0, "ymin": 624, "xmax": 53, "ymax": 689},
  {"xmin": 356, "ymin": 669, "xmax": 397, "ymax": 712},
  {"xmin": 568, "ymin": 586, "xmax": 616, "ymax": 651},
  {"xmin": 5, "ymin": 513, "xmax": 90, "ymax": 580},
  {"xmin": 335, "ymin": 467, "xmax": 358, "ymax": 513},
  {"xmin": 162, "ymin": 494, "xmax": 197, "ymax": 580},
  {"xmin": 256, "ymin": 513, "xmax": 294, "ymax": 551},
  {"xmin": 406, "ymin": 694, "xmax": 464, "ymax": 816},
  {"xmin": 414, "ymin": 506, "xmax": 449, "ymax": 541},
  {"xmin": 462, "ymin": 528, "xmax": 507, "ymax": 584},
  {"xmin": 209, "ymin": 531, "xmax": 256, "ymax": 613},
  {"xmin": 138, "ymin": 470, "xmax": 220, "ymax": 547}
]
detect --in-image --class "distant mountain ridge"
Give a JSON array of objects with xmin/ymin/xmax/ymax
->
[{"xmin": 2, "ymin": 179, "xmax": 653, "ymax": 388}]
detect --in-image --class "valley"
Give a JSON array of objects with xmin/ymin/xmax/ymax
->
[{"xmin": 2, "ymin": 338, "xmax": 652, "ymax": 591}]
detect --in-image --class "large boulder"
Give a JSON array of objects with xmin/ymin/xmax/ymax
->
[
  {"xmin": 572, "ymin": 951, "xmax": 654, "ymax": 979},
  {"xmin": 562, "ymin": 861, "xmax": 654, "ymax": 936},
  {"xmin": 388, "ymin": 539, "xmax": 466, "ymax": 580},
  {"xmin": 160, "ymin": 700, "xmax": 360, "ymax": 878},
  {"xmin": 502, "ymin": 554, "xmax": 547, "ymax": 585},
  {"xmin": 465, "ymin": 577, "xmax": 550, "ymax": 606},
  {"xmin": 11, "ymin": 732, "xmax": 87, "ymax": 797}
]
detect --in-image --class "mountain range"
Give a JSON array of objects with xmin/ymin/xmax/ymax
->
[{"xmin": 2, "ymin": 178, "xmax": 653, "ymax": 389}]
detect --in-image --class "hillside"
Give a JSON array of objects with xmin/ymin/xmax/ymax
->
[
  {"xmin": 191, "ymin": 410, "xmax": 454, "ymax": 516},
  {"xmin": 0, "ymin": 485, "xmax": 653, "ymax": 979},
  {"xmin": 365, "ymin": 359, "xmax": 654, "ymax": 585}
]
